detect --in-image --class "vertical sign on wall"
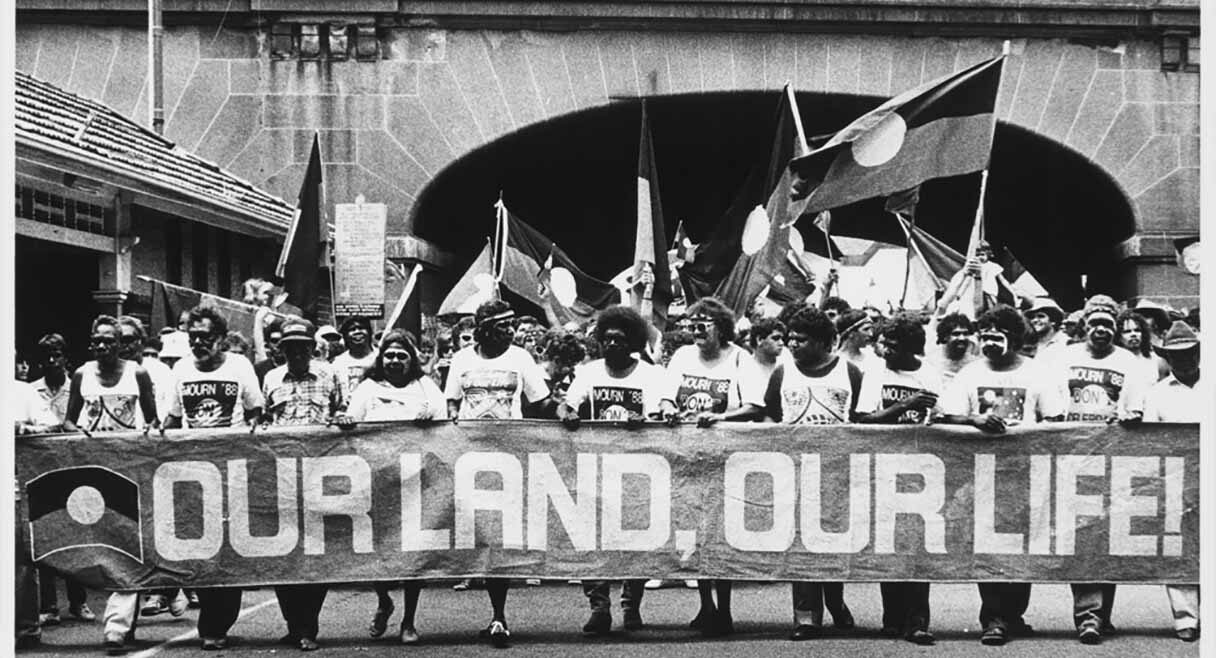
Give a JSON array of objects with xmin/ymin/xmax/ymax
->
[{"xmin": 334, "ymin": 195, "xmax": 387, "ymax": 318}]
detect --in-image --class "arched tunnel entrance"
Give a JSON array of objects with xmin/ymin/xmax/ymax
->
[{"xmin": 412, "ymin": 92, "xmax": 1137, "ymax": 311}]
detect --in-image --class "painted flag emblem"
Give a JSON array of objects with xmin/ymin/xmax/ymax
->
[{"xmin": 27, "ymin": 466, "xmax": 143, "ymax": 564}]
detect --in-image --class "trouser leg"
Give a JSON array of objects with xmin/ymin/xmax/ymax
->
[
  {"xmin": 620, "ymin": 580, "xmax": 645, "ymax": 612},
  {"xmin": 822, "ymin": 582, "xmax": 846, "ymax": 618},
  {"xmin": 401, "ymin": 582, "xmax": 423, "ymax": 629},
  {"xmin": 791, "ymin": 582, "xmax": 825, "ymax": 626},
  {"xmin": 906, "ymin": 583, "xmax": 931, "ymax": 631},
  {"xmin": 1098, "ymin": 584, "xmax": 1116, "ymax": 625},
  {"xmin": 65, "ymin": 579, "xmax": 87, "ymax": 609},
  {"xmin": 196, "ymin": 588, "xmax": 243, "ymax": 639},
  {"xmin": 1166, "ymin": 585, "xmax": 1200, "ymax": 631},
  {"xmin": 373, "ymin": 582, "xmax": 395, "ymax": 610},
  {"xmin": 583, "ymin": 581, "xmax": 611, "ymax": 612},
  {"xmin": 15, "ymin": 560, "xmax": 40, "ymax": 642},
  {"xmin": 276, "ymin": 585, "xmax": 325, "ymax": 641},
  {"xmin": 485, "ymin": 579, "xmax": 509, "ymax": 622},
  {"xmin": 102, "ymin": 593, "xmax": 138, "ymax": 639},
  {"xmin": 977, "ymin": 583, "xmax": 1005, "ymax": 629},
  {"xmin": 37, "ymin": 569, "xmax": 58, "ymax": 613},
  {"xmin": 880, "ymin": 583, "xmax": 903, "ymax": 630},
  {"xmin": 1070, "ymin": 584, "xmax": 1104, "ymax": 629}
]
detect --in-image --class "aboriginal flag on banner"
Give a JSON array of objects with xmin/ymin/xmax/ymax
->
[
  {"xmin": 791, "ymin": 55, "xmax": 1004, "ymax": 214},
  {"xmin": 27, "ymin": 466, "xmax": 143, "ymax": 564},
  {"xmin": 494, "ymin": 200, "xmax": 620, "ymax": 326}
]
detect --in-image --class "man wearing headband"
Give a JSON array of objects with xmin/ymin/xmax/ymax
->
[
  {"xmin": 444, "ymin": 299, "xmax": 550, "ymax": 647},
  {"xmin": 937, "ymin": 305, "xmax": 1066, "ymax": 645},
  {"xmin": 1048, "ymin": 295, "xmax": 1145, "ymax": 644},
  {"xmin": 1141, "ymin": 321, "xmax": 1201, "ymax": 642}
]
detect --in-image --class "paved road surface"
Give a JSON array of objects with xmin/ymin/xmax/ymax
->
[{"xmin": 25, "ymin": 581, "xmax": 1200, "ymax": 657}]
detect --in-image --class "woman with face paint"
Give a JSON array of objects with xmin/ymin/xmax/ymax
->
[
  {"xmin": 340, "ymin": 330, "xmax": 446, "ymax": 645},
  {"xmin": 937, "ymin": 306, "xmax": 1067, "ymax": 645}
]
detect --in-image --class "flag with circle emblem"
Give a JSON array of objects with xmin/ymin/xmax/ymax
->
[
  {"xmin": 26, "ymin": 466, "xmax": 143, "ymax": 564},
  {"xmin": 791, "ymin": 55, "xmax": 1004, "ymax": 214}
]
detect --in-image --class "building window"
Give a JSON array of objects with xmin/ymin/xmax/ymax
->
[
  {"xmin": 192, "ymin": 223, "xmax": 209, "ymax": 293},
  {"xmin": 299, "ymin": 24, "xmax": 322, "ymax": 60},
  {"xmin": 1162, "ymin": 32, "xmax": 1199, "ymax": 73},
  {"xmin": 270, "ymin": 23, "xmax": 296, "ymax": 59},
  {"xmin": 328, "ymin": 24, "xmax": 350, "ymax": 60},
  {"xmin": 355, "ymin": 26, "xmax": 380, "ymax": 61},
  {"xmin": 14, "ymin": 184, "xmax": 112, "ymax": 235}
]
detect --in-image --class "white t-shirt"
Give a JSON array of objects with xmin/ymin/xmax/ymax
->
[
  {"xmin": 855, "ymin": 361, "xmax": 943, "ymax": 424},
  {"xmin": 170, "ymin": 355, "xmax": 264, "ymax": 428},
  {"xmin": 940, "ymin": 358, "xmax": 1065, "ymax": 424},
  {"xmin": 77, "ymin": 360, "xmax": 144, "ymax": 432},
  {"xmin": 13, "ymin": 380, "xmax": 59, "ymax": 428},
  {"xmin": 1046, "ymin": 344, "xmax": 1144, "ymax": 422},
  {"xmin": 564, "ymin": 359, "xmax": 668, "ymax": 420},
  {"xmin": 1142, "ymin": 375, "xmax": 1201, "ymax": 423},
  {"xmin": 739, "ymin": 355, "xmax": 781, "ymax": 408},
  {"xmin": 444, "ymin": 345, "xmax": 550, "ymax": 420},
  {"xmin": 141, "ymin": 357, "xmax": 176, "ymax": 423},
  {"xmin": 348, "ymin": 377, "xmax": 448, "ymax": 422},
  {"xmin": 331, "ymin": 350, "xmax": 377, "ymax": 394},
  {"xmin": 664, "ymin": 344, "xmax": 745, "ymax": 414}
]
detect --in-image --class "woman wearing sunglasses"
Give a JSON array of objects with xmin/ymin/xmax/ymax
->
[{"xmin": 341, "ymin": 329, "xmax": 446, "ymax": 645}]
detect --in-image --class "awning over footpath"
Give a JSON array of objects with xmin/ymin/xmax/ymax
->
[{"xmin": 14, "ymin": 70, "xmax": 294, "ymax": 238}]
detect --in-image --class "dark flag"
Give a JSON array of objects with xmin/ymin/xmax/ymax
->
[
  {"xmin": 437, "ymin": 241, "xmax": 497, "ymax": 316},
  {"xmin": 994, "ymin": 247, "xmax": 1048, "ymax": 302},
  {"xmin": 792, "ymin": 55, "xmax": 1004, "ymax": 214},
  {"xmin": 27, "ymin": 466, "xmax": 143, "ymax": 564},
  {"xmin": 714, "ymin": 85, "xmax": 812, "ymax": 316},
  {"xmin": 147, "ymin": 277, "xmax": 280, "ymax": 339},
  {"xmin": 633, "ymin": 102, "xmax": 673, "ymax": 329},
  {"xmin": 276, "ymin": 133, "xmax": 326, "ymax": 320},
  {"xmin": 494, "ymin": 200, "xmax": 620, "ymax": 326}
]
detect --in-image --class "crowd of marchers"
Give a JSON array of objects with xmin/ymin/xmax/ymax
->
[{"xmin": 12, "ymin": 266, "xmax": 1202, "ymax": 654}]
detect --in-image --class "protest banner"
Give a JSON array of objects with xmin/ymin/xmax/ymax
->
[
  {"xmin": 17, "ymin": 421, "xmax": 1196, "ymax": 591},
  {"xmin": 333, "ymin": 198, "xmax": 387, "ymax": 318}
]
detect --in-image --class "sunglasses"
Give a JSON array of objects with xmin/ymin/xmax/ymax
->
[
  {"xmin": 978, "ymin": 332, "xmax": 1007, "ymax": 342},
  {"xmin": 188, "ymin": 332, "xmax": 218, "ymax": 345},
  {"xmin": 90, "ymin": 336, "xmax": 117, "ymax": 345},
  {"xmin": 459, "ymin": 334, "xmax": 474, "ymax": 342},
  {"xmin": 690, "ymin": 321, "xmax": 712, "ymax": 333},
  {"xmin": 382, "ymin": 351, "xmax": 411, "ymax": 361},
  {"xmin": 119, "ymin": 334, "xmax": 141, "ymax": 344}
]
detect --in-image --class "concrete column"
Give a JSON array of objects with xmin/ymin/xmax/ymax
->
[{"xmin": 94, "ymin": 192, "xmax": 134, "ymax": 316}]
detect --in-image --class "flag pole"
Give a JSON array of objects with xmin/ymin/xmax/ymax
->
[
  {"xmin": 492, "ymin": 192, "xmax": 507, "ymax": 300},
  {"xmin": 320, "ymin": 132, "xmax": 337, "ymax": 323},
  {"xmin": 961, "ymin": 41, "xmax": 1010, "ymax": 316}
]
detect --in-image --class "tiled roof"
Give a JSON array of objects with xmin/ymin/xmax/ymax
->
[{"xmin": 14, "ymin": 70, "xmax": 294, "ymax": 232}]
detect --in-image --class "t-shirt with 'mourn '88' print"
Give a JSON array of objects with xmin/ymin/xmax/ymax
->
[
  {"xmin": 444, "ymin": 344, "xmax": 550, "ymax": 420},
  {"xmin": 855, "ymin": 361, "xmax": 943, "ymax": 424},
  {"xmin": 564, "ymin": 359, "xmax": 668, "ymax": 420},
  {"xmin": 1047, "ymin": 344, "xmax": 1144, "ymax": 423},
  {"xmin": 169, "ymin": 354, "xmax": 264, "ymax": 428},
  {"xmin": 664, "ymin": 344, "xmax": 745, "ymax": 415}
]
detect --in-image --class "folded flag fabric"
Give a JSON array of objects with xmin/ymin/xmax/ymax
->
[
  {"xmin": 634, "ymin": 102, "xmax": 673, "ymax": 329},
  {"xmin": 791, "ymin": 55, "xmax": 1004, "ymax": 214},
  {"xmin": 275, "ymin": 133, "xmax": 327, "ymax": 320}
]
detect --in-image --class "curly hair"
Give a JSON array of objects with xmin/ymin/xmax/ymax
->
[
  {"xmin": 749, "ymin": 318, "xmax": 786, "ymax": 347},
  {"xmin": 368, "ymin": 329, "xmax": 425, "ymax": 384},
  {"xmin": 876, "ymin": 313, "xmax": 926, "ymax": 356},
  {"xmin": 223, "ymin": 331, "xmax": 250, "ymax": 356},
  {"xmin": 544, "ymin": 331, "xmax": 587, "ymax": 369},
  {"xmin": 187, "ymin": 306, "xmax": 229, "ymax": 338},
  {"xmin": 117, "ymin": 316, "xmax": 147, "ymax": 341},
  {"xmin": 594, "ymin": 305, "xmax": 650, "ymax": 353},
  {"xmin": 936, "ymin": 312, "xmax": 975, "ymax": 344},
  {"xmin": 38, "ymin": 333, "xmax": 67, "ymax": 352},
  {"xmin": 976, "ymin": 305, "xmax": 1028, "ymax": 352},
  {"xmin": 1115, "ymin": 310, "xmax": 1153, "ymax": 358},
  {"xmin": 686, "ymin": 296, "xmax": 736, "ymax": 346},
  {"xmin": 786, "ymin": 306, "xmax": 836, "ymax": 346},
  {"xmin": 821, "ymin": 296, "xmax": 852, "ymax": 315},
  {"xmin": 834, "ymin": 309, "xmax": 871, "ymax": 343}
]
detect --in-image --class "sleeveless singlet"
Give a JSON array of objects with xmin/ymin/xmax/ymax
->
[{"xmin": 78, "ymin": 360, "xmax": 143, "ymax": 432}]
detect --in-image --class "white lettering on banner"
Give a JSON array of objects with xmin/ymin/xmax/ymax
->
[
  {"xmin": 600, "ymin": 454, "xmax": 671, "ymax": 550},
  {"xmin": 800, "ymin": 454, "xmax": 871, "ymax": 553},
  {"xmin": 527, "ymin": 453, "xmax": 597, "ymax": 551},
  {"xmin": 874, "ymin": 454, "xmax": 947, "ymax": 554},
  {"xmin": 1055, "ymin": 455, "xmax": 1105, "ymax": 556},
  {"xmin": 302, "ymin": 456, "xmax": 374, "ymax": 555},
  {"xmin": 1109, "ymin": 456, "xmax": 1160, "ymax": 556},
  {"xmin": 152, "ymin": 461, "xmax": 224, "ymax": 561},
  {"xmin": 1163, "ymin": 456, "xmax": 1185, "ymax": 556},
  {"xmin": 228, "ymin": 459, "xmax": 299, "ymax": 558},
  {"xmin": 723, "ymin": 453, "xmax": 796, "ymax": 552},
  {"xmin": 454, "ymin": 453, "xmax": 524, "ymax": 550},
  {"xmin": 400, "ymin": 454, "xmax": 451, "ymax": 551},
  {"xmin": 1028, "ymin": 455, "xmax": 1052, "ymax": 555},
  {"xmin": 974, "ymin": 455, "xmax": 1023, "ymax": 554}
]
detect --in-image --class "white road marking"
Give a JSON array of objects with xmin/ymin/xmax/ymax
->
[{"xmin": 129, "ymin": 594, "xmax": 279, "ymax": 658}]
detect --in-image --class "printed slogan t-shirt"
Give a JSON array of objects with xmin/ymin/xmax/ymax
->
[
  {"xmin": 664, "ymin": 344, "xmax": 745, "ymax": 415},
  {"xmin": 1050, "ymin": 345, "xmax": 1144, "ymax": 422},
  {"xmin": 348, "ymin": 377, "xmax": 448, "ymax": 422},
  {"xmin": 564, "ymin": 359, "xmax": 668, "ymax": 420},
  {"xmin": 77, "ymin": 360, "xmax": 144, "ymax": 432},
  {"xmin": 939, "ymin": 358, "xmax": 1065, "ymax": 424},
  {"xmin": 169, "ymin": 355, "xmax": 264, "ymax": 428},
  {"xmin": 855, "ymin": 361, "xmax": 943, "ymax": 424},
  {"xmin": 445, "ymin": 344, "xmax": 550, "ymax": 420},
  {"xmin": 331, "ymin": 350, "xmax": 377, "ymax": 394}
]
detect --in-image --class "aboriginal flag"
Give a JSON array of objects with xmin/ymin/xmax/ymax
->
[
  {"xmin": 792, "ymin": 55, "xmax": 1004, "ymax": 214},
  {"xmin": 27, "ymin": 466, "xmax": 143, "ymax": 564}
]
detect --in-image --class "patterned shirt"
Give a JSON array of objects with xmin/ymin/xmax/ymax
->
[{"xmin": 263, "ymin": 361, "xmax": 346, "ymax": 426}]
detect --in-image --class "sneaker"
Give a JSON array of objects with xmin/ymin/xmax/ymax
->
[
  {"xmin": 1078, "ymin": 624, "xmax": 1101, "ymax": 645},
  {"xmin": 38, "ymin": 610, "xmax": 61, "ymax": 626},
  {"xmin": 453, "ymin": 579, "xmax": 471, "ymax": 591},
  {"xmin": 69, "ymin": 603, "xmax": 97, "ymax": 622},
  {"xmin": 525, "ymin": 579, "xmax": 541, "ymax": 587},
  {"xmin": 487, "ymin": 620, "xmax": 510, "ymax": 648},
  {"xmin": 789, "ymin": 624, "xmax": 823, "ymax": 641},
  {"xmin": 623, "ymin": 609, "xmax": 644, "ymax": 631},
  {"xmin": 186, "ymin": 590, "xmax": 200, "ymax": 609},
  {"xmin": 684, "ymin": 580, "xmax": 699, "ymax": 589},
  {"xmin": 399, "ymin": 625, "xmax": 421, "ymax": 645},
  {"xmin": 906, "ymin": 628, "xmax": 936, "ymax": 645},
  {"xmin": 168, "ymin": 591, "xmax": 188, "ymax": 617},
  {"xmin": 583, "ymin": 610, "xmax": 612, "ymax": 636},
  {"xmin": 200, "ymin": 636, "xmax": 228, "ymax": 651},
  {"xmin": 644, "ymin": 579, "xmax": 664, "ymax": 590},
  {"xmin": 297, "ymin": 637, "xmax": 319, "ymax": 651},
  {"xmin": 141, "ymin": 594, "xmax": 168, "ymax": 617},
  {"xmin": 103, "ymin": 633, "xmax": 127, "ymax": 656}
]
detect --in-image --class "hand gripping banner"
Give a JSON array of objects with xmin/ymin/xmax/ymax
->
[{"xmin": 16, "ymin": 421, "xmax": 1197, "ymax": 590}]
